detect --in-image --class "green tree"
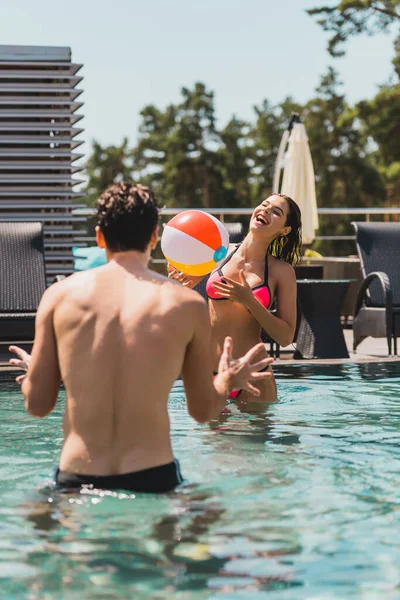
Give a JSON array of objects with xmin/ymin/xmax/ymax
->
[
  {"xmin": 307, "ymin": 1, "xmax": 400, "ymax": 228},
  {"xmin": 301, "ymin": 68, "xmax": 386, "ymax": 254},
  {"xmin": 134, "ymin": 82, "xmax": 224, "ymax": 208},
  {"xmin": 307, "ymin": 1, "xmax": 400, "ymax": 57},
  {"xmin": 217, "ymin": 116, "xmax": 252, "ymax": 208},
  {"xmin": 357, "ymin": 86, "xmax": 400, "ymax": 165},
  {"xmin": 81, "ymin": 74, "xmax": 395, "ymax": 256},
  {"xmin": 84, "ymin": 138, "xmax": 133, "ymax": 207},
  {"xmin": 356, "ymin": 85, "xmax": 400, "ymax": 204}
]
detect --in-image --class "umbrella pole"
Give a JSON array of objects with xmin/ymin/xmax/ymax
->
[{"xmin": 273, "ymin": 129, "xmax": 290, "ymax": 193}]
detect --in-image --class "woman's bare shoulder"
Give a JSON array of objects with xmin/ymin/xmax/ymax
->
[{"xmin": 268, "ymin": 255, "xmax": 296, "ymax": 277}]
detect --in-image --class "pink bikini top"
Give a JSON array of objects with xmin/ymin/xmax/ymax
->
[{"xmin": 205, "ymin": 245, "xmax": 272, "ymax": 309}]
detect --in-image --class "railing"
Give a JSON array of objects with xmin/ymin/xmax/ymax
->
[
  {"xmin": 73, "ymin": 206, "xmax": 400, "ymax": 220},
  {"xmin": 72, "ymin": 206, "xmax": 400, "ymax": 246}
]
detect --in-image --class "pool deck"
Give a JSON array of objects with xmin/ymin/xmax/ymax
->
[
  {"xmin": 0, "ymin": 330, "xmax": 398, "ymax": 373},
  {"xmin": 276, "ymin": 329, "xmax": 399, "ymax": 365}
]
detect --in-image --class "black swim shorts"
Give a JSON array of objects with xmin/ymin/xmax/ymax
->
[{"xmin": 55, "ymin": 459, "xmax": 184, "ymax": 494}]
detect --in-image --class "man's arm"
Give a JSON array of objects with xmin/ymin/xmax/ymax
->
[
  {"xmin": 181, "ymin": 299, "xmax": 228, "ymax": 423},
  {"xmin": 18, "ymin": 284, "xmax": 62, "ymax": 417},
  {"xmin": 181, "ymin": 298, "xmax": 273, "ymax": 423}
]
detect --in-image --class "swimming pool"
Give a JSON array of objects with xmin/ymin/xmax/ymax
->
[{"xmin": 1, "ymin": 362, "xmax": 400, "ymax": 599}]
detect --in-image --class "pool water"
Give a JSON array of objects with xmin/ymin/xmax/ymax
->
[{"xmin": 1, "ymin": 362, "xmax": 400, "ymax": 599}]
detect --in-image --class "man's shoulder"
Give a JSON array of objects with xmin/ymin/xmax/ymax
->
[
  {"xmin": 54, "ymin": 269, "xmax": 97, "ymax": 292},
  {"xmin": 43, "ymin": 269, "xmax": 101, "ymax": 306},
  {"xmin": 159, "ymin": 276, "xmax": 207, "ymax": 308},
  {"xmin": 36, "ymin": 274, "xmax": 73, "ymax": 313}
]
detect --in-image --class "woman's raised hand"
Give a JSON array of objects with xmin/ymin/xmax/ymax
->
[
  {"xmin": 211, "ymin": 270, "xmax": 254, "ymax": 307},
  {"xmin": 167, "ymin": 264, "xmax": 194, "ymax": 288}
]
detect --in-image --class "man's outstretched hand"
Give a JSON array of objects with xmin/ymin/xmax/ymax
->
[
  {"xmin": 9, "ymin": 345, "xmax": 31, "ymax": 384},
  {"xmin": 217, "ymin": 337, "xmax": 273, "ymax": 397}
]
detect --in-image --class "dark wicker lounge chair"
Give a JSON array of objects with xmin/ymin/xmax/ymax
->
[
  {"xmin": 352, "ymin": 221, "xmax": 400, "ymax": 355},
  {"xmin": 0, "ymin": 222, "xmax": 47, "ymax": 344}
]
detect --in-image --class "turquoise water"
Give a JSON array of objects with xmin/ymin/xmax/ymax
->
[{"xmin": 1, "ymin": 363, "xmax": 400, "ymax": 599}]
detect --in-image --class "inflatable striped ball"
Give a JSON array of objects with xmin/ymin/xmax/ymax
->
[{"xmin": 161, "ymin": 210, "xmax": 229, "ymax": 276}]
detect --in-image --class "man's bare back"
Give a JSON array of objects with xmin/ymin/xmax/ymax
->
[{"xmin": 52, "ymin": 258, "xmax": 203, "ymax": 475}]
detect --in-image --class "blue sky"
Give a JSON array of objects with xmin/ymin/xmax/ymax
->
[{"xmin": 0, "ymin": 0, "xmax": 396, "ymax": 156}]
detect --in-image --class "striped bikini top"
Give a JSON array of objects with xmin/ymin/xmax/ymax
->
[{"xmin": 205, "ymin": 244, "xmax": 272, "ymax": 309}]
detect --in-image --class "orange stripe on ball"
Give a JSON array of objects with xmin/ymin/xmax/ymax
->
[
  {"xmin": 167, "ymin": 211, "xmax": 221, "ymax": 250},
  {"xmin": 168, "ymin": 258, "xmax": 217, "ymax": 277}
]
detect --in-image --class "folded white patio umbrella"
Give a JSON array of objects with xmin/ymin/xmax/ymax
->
[{"xmin": 273, "ymin": 115, "xmax": 319, "ymax": 244}]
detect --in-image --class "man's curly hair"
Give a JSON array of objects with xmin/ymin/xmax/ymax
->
[{"xmin": 97, "ymin": 182, "xmax": 159, "ymax": 252}]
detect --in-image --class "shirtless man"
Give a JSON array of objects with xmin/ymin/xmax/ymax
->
[{"xmin": 9, "ymin": 182, "xmax": 273, "ymax": 494}]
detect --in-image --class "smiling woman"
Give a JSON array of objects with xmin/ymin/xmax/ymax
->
[{"xmin": 169, "ymin": 194, "xmax": 303, "ymax": 402}]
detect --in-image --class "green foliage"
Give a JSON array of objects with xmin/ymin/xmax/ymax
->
[
  {"xmin": 79, "ymin": 0, "xmax": 400, "ymax": 256},
  {"xmin": 81, "ymin": 72, "xmax": 399, "ymax": 256},
  {"xmin": 357, "ymin": 85, "xmax": 400, "ymax": 164},
  {"xmin": 133, "ymin": 82, "xmax": 224, "ymax": 208},
  {"xmin": 307, "ymin": 1, "xmax": 400, "ymax": 57},
  {"xmin": 299, "ymin": 68, "xmax": 387, "ymax": 254},
  {"xmin": 217, "ymin": 117, "xmax": 252, "ymax": 208},
  {"xmin": 84, "ymin": 138, "xmax": 133, "ymax": 207}
]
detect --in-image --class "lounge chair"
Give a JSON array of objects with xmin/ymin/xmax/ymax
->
[
  {"xmin": 0, "ymin": 222, "xmax": 47, "ymax": 345},
  {"xmin": 352, "ymin": 221, "xmax": 400, "ymax": 355}
]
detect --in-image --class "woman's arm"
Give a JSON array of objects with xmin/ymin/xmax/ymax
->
[{"xmin": 246, "ymin": 263, "xmax": 297, "ymax": 346}]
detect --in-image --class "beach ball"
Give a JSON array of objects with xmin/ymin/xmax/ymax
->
[{"xmin": 161, "ymin": 210, "xmax": 229, "ymax": 276}]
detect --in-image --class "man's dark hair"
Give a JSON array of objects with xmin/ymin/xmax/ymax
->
[{"xmin": 97, "ymin": 182, "xmax": 159, "ymax": 252}]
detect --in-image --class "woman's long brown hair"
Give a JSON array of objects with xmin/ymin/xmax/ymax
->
[{"xmin": 267, "ymin": 193, "xmax": 302, "ymax": 267}]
